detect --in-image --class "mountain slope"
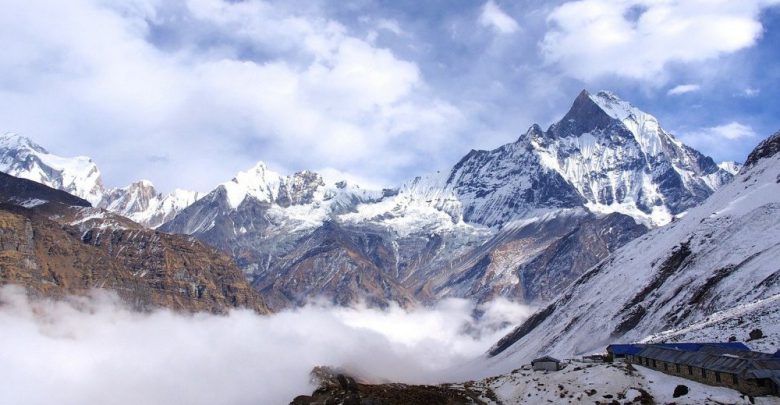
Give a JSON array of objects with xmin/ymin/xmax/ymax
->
[
  {"xmin": 483, "ymin": 130, "xmax": 780, "ymax": 375},
  {"xmin": 0, "ymin": 172, "xmax": 270, "ymax": 314}
]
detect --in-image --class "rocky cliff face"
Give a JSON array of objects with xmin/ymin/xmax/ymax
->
[
  {"xmin": 482, "ymin": 130, "xmax": 780, "ymax": 374},
  {"xmin": 0, "ymin": 173, "xmax": 269, "ymax": 314}
]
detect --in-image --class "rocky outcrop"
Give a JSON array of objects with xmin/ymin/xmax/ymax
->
[
  {"xmin": 0, "ymin": 204, "xmax": 269, "ymax": 313},
  {"xmin": 290, "ymin": 367, "xmax": 492, "ymax": 405}
]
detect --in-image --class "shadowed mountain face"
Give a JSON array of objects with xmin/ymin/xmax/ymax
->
[
  {"xmin": 0, "ymin": 173, "xmax": 269, "ymax": 314},
  {"xmin": 0, "ymin": 171, "xmax": 91, "ymax": 208}
]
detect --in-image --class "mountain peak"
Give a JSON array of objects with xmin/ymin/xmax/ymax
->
[
  {"xmin": 551, "ymin": 89, "xmax": 616, "ymax": 137},
  {"xmin": 0, "ymin": 132, "xmax": 48, "ymax": 154},
  {"xmin": 588, "ymin": 90, "xmax": 640, "ymax": 121}
]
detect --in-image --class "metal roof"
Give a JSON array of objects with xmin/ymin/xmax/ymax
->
[
  {"xmin": 532, "ymin": 356, "xmax": 561, "ymax": 364},
  {"xmin": 607, "ymin": 342, "xmax": 751, "ymax": 356},
  {"xmin": 607, "ymin": 344, "xmax": 644, "ymax": 355},
  {"xmin": 636, "ymin": 345, "xmax": 780, "ymax": 377}
]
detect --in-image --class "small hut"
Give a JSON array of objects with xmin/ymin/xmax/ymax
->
[{"xmin": 532, "ymin": 356, "xmax": 562, "ymax": 371}]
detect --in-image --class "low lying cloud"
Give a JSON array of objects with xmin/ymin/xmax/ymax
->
[{"xmin": 0, "ymin": 285, "xmax": 534, "ymax": 405}]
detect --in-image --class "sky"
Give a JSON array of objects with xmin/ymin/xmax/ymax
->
[{"xmin": 1, "ymin": 0, "xmax": 779, "ymax": 192}]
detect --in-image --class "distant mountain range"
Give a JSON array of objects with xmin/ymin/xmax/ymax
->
[{"xmin": 0, "ymin": 90, "xmax": 741, "ymax": 310}]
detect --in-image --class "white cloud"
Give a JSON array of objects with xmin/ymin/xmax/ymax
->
[
  {"xmin": 705, "ymin": 122, "xmax": 757, "ymax": 140},
  {"xmin": 0, "ymin": 0, "xmax": 462, "ymax": 192},
  {"xmin": 479, "ymin": 1, "xmax": 520, "ymax": 34},
  {"xmin": 742, "ymin": 87, "xmax": 761, "ymax": 97},
  {"xmin": 0, "ymin": 285, "xmax": 534, "ymax": 405},
  {"xmin": 667, "ymin": 84, "xmax": 701, "ymax": 96},
  {"xmin": 541, "ymin": 0, "xmax": 777, "ymax": 83},
  {"xmin": 679, "ymin": 121, "xmax": 757, "ymax": 160}
]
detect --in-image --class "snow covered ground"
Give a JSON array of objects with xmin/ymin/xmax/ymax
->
[{"xmin": 467, "ymin": 362, "xmax": 779, "ymax": 404}]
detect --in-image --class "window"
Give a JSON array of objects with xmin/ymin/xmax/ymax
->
[
  {"xmin": 757, "ymin": 379, "xmax": 766, "ymax": 387},
  {"xmin": 688, "ymin": 366, "xmax": 693, "ymax": 375},
  {"xmin": 702, "ymin": 368, "xmax": 707, "ymax": 378},
  {"xmin": 715, "ymin": 372, "xmax": 721, "ymax": 383},
  {"xmin": 675, "ymin": 364, "xmax": 681, "ymax": 373},
  {"xmin": 732, "ymin": 374, "xmax": 738, "ymax": 385}
]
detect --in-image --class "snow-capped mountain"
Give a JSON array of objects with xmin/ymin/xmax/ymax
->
[
  {"xmin": 529, "ymin": 90, "xmax": 732, "ymax": 225},
  {"xmin": 0, "ymin": 133, "xmax": 200, "ymax": 228},
  {"xmin": 100, "ymin": 181, "xmax": 202, "ymax": 228},
  {"xmin": 162, "ymin": 90, "xmax": 732, "ymax": 310},
  {"xmin": 0, "ymin": 133, "xmax": 104, "ymax": 206},
  {"xmin": 483, "ymin": 130, "xmax": 780, "ymax": 376},
  {"xmin": 718, "ymin": 160, "xmax": 742, "ymax": 175}
]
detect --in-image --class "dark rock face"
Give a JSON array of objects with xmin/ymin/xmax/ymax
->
[
  {"xmin": 744, "ymin": 130, "xmax": 780, "ymax": 168},
  {"xmin": 290, "ymin": 367, "xmax": 492, "ymax": 405},
  {"xmin": 0, "ymin": 171, "xmax": 91, "ymax": 207},
  {"xmin": 515, "ymin": 213, "xmax": 648, "ymax": 303},
  {"xmin": 550, "ymin": 90, "xmax": 617, "ymax": 138}
]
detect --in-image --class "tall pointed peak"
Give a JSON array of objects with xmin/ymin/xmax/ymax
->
[{"xmin": 551, "ymin": 90, "xmax": 616, "ymax": 137}]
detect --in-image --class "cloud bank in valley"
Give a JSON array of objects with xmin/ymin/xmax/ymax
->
[{"xmin": 0, "ymin": 285, "xmax": 533, "ymax": 405}]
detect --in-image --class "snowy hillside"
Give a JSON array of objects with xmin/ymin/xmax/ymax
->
[{"xmin": 483, "ymin": 130, "xmax": 780, "ymax": 375}]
